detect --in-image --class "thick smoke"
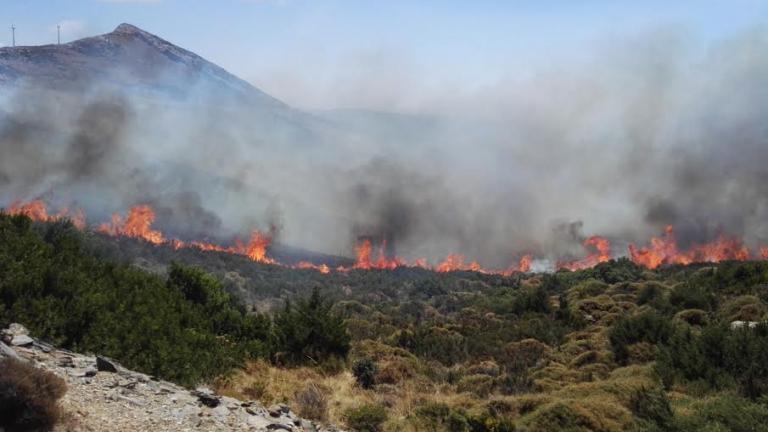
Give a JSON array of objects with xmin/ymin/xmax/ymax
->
[{"xmin": 1, "ymin": 26, "xmax": 768, "ymax": 266}]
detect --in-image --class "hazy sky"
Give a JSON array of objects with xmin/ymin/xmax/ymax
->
[{"xmin": 3, "ymin": 0, "xmax": 768, "ymax": 110}]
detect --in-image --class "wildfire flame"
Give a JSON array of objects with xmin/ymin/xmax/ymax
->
[
  {"xmin": 629, "ymin": 225, "xmax": 750, "ymax": 269},
  {"xmin": 352, "ymin": 239, "xmax": 407, "ymax": 270},
  {"xmin": 98, "ymin": 205, "xmax": 165, "ymax": 245},
  {"xmin": 6, "ymin": 199, "xmax": 768, "ymax": 275},
  {"xmin": 7, "ymin": 200, "xmax": 86, "ymax": 230},
  {"xmin": 558, "ymin": 236, "xmax": 612, "ymax": 271}
]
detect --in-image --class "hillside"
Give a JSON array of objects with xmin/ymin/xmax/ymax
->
[
  {"xmin": 4, "ymin": 213, "xmax": 768, "ymax": 431},
  {"xmin": 0, "ymin": 23, "xmax": 283, "ymax": 108}
]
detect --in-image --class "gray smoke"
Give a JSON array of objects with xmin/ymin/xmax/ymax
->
[{"xmin": 1, "ymin": 26, "xmax": 767, "ymax": 266}]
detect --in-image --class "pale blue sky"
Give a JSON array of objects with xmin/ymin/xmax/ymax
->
[{"xmin": 2, "ymin": 0, "xmax": 767, "ymax": 109}]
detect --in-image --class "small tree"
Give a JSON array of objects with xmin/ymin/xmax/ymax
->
[
  {"xmin": 272, "ymin": 288, "xmax": 351, "ymax": 365},
  {"xmin": 353, "ymin": 358, "xmax": 378, "ymax": 389}
]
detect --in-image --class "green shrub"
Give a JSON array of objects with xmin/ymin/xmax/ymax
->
[
  {"xmin": 272, "ymin": 287, "xmax": 351, "ymax": 365},
  {"xmin": 657, "ymin": 323, "xmax": 768, "ymax": 398},
  {"xmin": 669, "ymin": 284, "xmax": 713, "ymax": 311},
  {"xmin": 629, "ymin": 387, "xmax": 674, "ymax": 430},
  {"xmin": 675, "ymin": 394, "xmax": 768, "ymax": 432},
  {"xmin": 609, "ymin": 311, "xmax": 673, "ymax": 365},
  {"xmin": 0, "ymin": 214, "xmax": 270, "ymax": 386},
  {"xmin": 345, "ymin": 404, "xmax": 388, "ymax": 432},
  {"xmin": 524, "ymin": 402, "xmax": 592, "ymax": 432},
  {"xmin": 352, "ymin": 358, "xmax": 378, "ymax": 389},
  {"xmin": 415, "ymin": 403, "xmax": 470, "ymax": 432}
]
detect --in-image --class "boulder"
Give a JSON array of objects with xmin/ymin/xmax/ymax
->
[
  {"xmin": 0, "ymin": 341, "xmax": 22, "ymax": 360},
  {"xmin": 10, "ymin": 335, "xmax": 34, "ymax": 347},
  {"xmin": 268, "ymin": 405, "xmax": 283, "ymax": 417},
  {"xmin": 2, "ymin": 323, "xmax": 29, "ymax": 344}
]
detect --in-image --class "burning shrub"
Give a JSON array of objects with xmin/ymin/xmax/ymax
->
[{"xmin": 0, "ymin": 358, "xmax": 67, "ymax": 432}]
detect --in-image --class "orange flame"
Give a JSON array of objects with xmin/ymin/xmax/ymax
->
[
  {"xmin": 629, "ymin": 225, "xmax": 750, "ymax": 269},
  {"xmin": 98, "ymin": 205, "xmax": 165, "ymax": 244},
  {"xmin": 9, "ymin": 199, "xmax": 767, "ymax": 275},
  {"xmin": 558, "ymin": 236, "xmax": 612, "ymax": 271},
  {"xmin": 503, "ymin": 254, "xmax": 533, "ymax": 275},
  {"xmin": 7, "ymin": 200, "xmax": 86, "ymax": 230},
  {"xmin": 435, "ymin": 254, "xmax": 483, "ymax": 273},
  {"xmin": 294, "ymin": 261, "xmax": 331, "ymax": 274},
  {"xmin": 237, "ymin": 230, "xmax": 276, "ymax": 264},
  {"xmin": 352, "ymin": 239, "xmax": 406, "ymax": 270}
]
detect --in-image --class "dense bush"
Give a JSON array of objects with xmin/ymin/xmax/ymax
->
[
  {"xmin": 271, "ymin": 287, "xmax": 351, "ymax": 365},
  {"xmin": 344, "ymin": 404, "xmax": 388, "ymax": 432},
  {"xmin": 657, "ymin": 322, "xmax": 768, "ymax": 398},
  {"xmin": 352, "ymin": 358, "xmax": 378, "ymax": 389},
  {"xmin": 609, "ymin": 311, "xmax": 673, "ymax": 365},
  {"xmin": 629, "ymin": 387, "xmax": 674, "ymax": 430},
  {"xmin": 0, "ymin": 214, "xmax": 270, "ymax": 385},
  {"xmin": 0, "ymin": 358, "xmax": 67, "ymax": 432},
  {"xmin": 674, "ymin": 394, "xmax": 768, "ymax": 432}
]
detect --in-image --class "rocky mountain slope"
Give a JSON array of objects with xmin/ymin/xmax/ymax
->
[{"xmin": 1, "ymin": 323, "xmax": 341, "ymax": 432}]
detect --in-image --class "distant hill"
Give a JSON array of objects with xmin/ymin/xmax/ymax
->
[{"xmin": 0, "ymin": 23, "xmax": 285, "ymax": 109}]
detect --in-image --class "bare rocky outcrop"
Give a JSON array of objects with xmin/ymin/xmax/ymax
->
[{"xmin": 0, "ymin": 324, "xmax": 342, "ymax": 432}]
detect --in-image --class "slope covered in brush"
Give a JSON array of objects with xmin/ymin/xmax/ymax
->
[{"xmin": 5, "ymin": 212, "xmax": 768, "ymax": 431}]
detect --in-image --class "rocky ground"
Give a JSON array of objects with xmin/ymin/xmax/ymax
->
[{"xmin": 1, "ymin": 324, "xmax": 342, "ymax": 432}]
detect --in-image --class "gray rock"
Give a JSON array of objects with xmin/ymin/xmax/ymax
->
[
  {"xmin": 115, "ymin": 394, "xmax": 146, "ymax": 407},
  {"xmin": 10, "ymin": 335, "xmax": 34, "ymax": 347},
  {"xmin": 72, "ymin": 357, "xmax": 94, "ymax": 369},
  {"xmin": 268, "ymin": 405, "xmax": 283, "ymax": 417},
  {"xmin": 211, "ymin": 404, "xmax": 231, "ymax": 421},
  {"xmin": 222, "ymin": 396, "xmax": 241, "ymax": 409},
  {"xmin": 172, "ymin": 405, "xmax": 201, "ymax": 423},
  {"xmin": 57, "ymin": 356, "xmax": 75, "ymax": 367},
  {"xmin": 5, "ymin": 323, "xmax": 29, "ymax": 337},
  {"xmin": 0, "ymin": 341, "xmax": 21, "ymax": 360},
  {"xmin": 301, "ymin": 419, "xmax": 318, "ymax": 432},
  {"xmin": 96, "ymin": 355, "xmax": 119, "ymax": 372},
  {"xmin": 247, "ymin": 416, "xmax": 273, "ymax": 429}
]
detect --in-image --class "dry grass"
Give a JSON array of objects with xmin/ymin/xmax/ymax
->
[{"xmin": 0, "ymin": 358, "xmax": 68, "ymax": 432}]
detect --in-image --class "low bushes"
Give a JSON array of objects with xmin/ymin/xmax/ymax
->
[{"xmin": 344, "ymin": 404, "xmax": 388, "ymax": 432}]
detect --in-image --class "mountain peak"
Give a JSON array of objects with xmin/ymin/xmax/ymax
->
[
  {"xmin": 114, "ymin": 23, "xmax": 142, "ymax": 33},
  {"xmin": 0, "ymin": 23, "xmax": 287, "ymax": 110}
]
